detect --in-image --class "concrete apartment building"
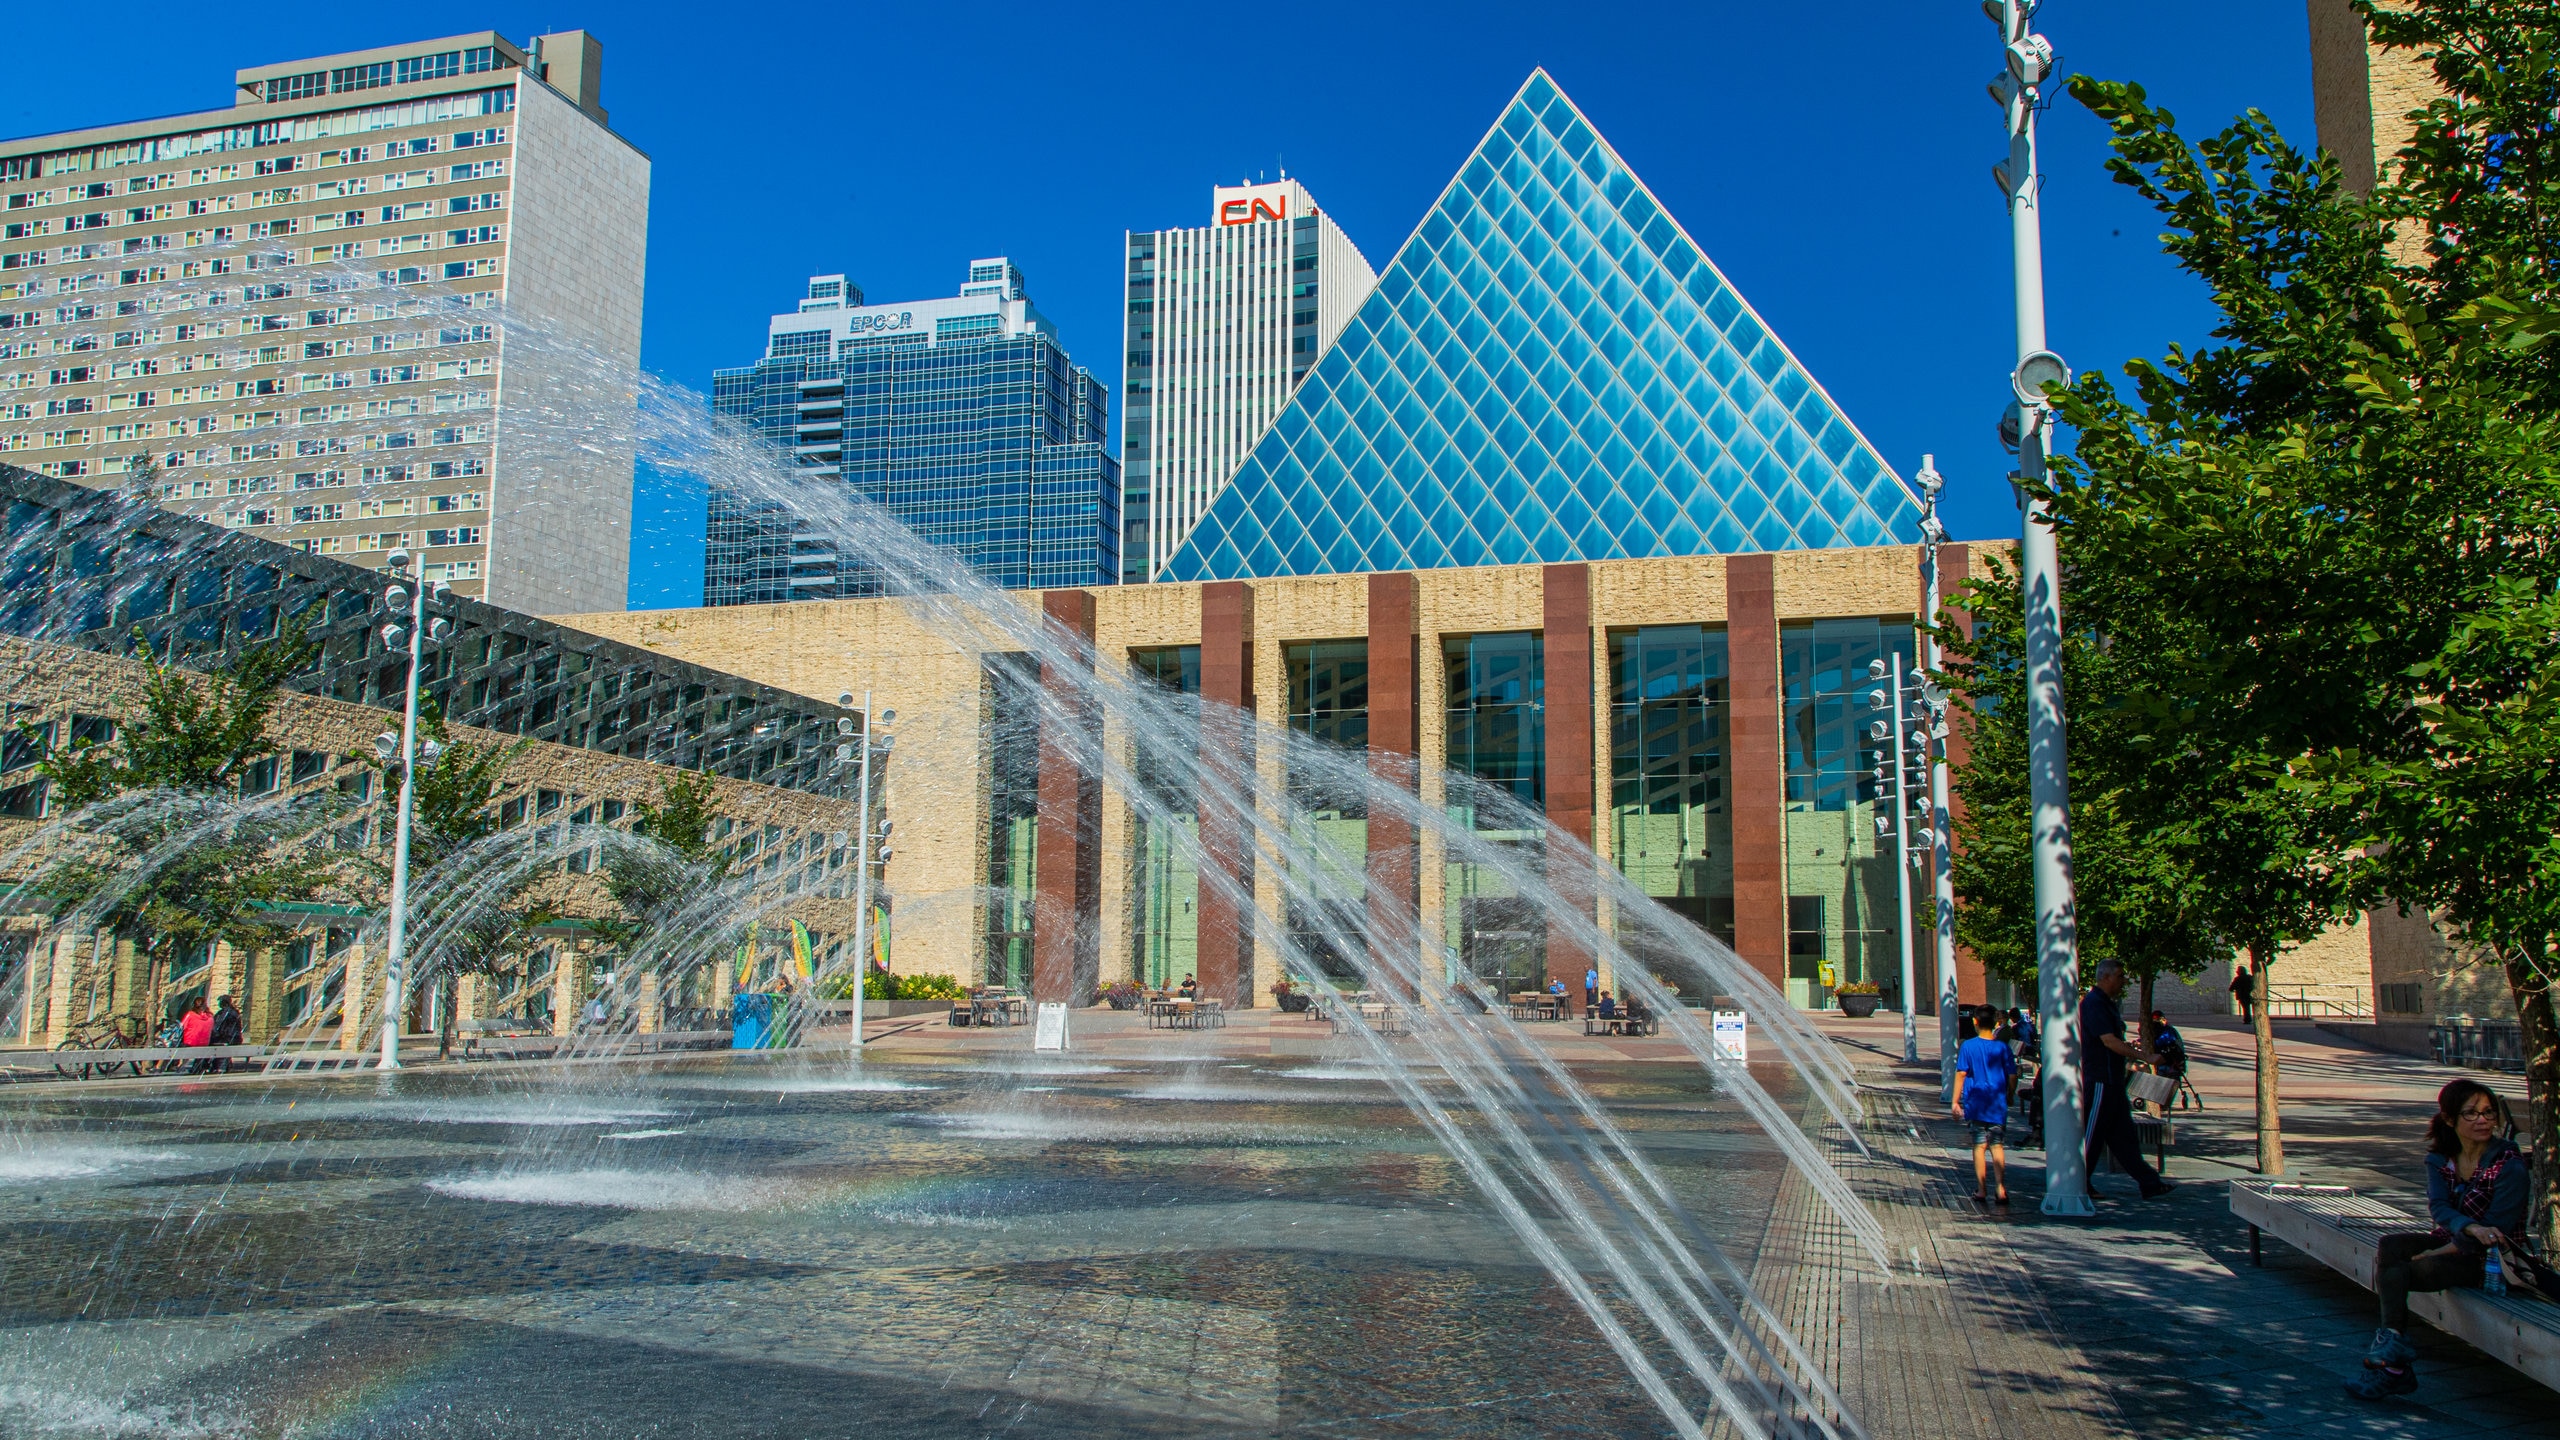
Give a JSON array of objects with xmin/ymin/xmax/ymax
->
[
  {"xmin": 0, "ymin": 30, "xmax": 647, "ymax": 615},
  {"xmin": 1121, "ymin": 180, "xmax": 1375, "ymax": 583}
]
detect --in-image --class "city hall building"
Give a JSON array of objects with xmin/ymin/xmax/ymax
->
[{"xmin": 571, "ymin": 71, "xmax": 1987, "ymax": 1013}]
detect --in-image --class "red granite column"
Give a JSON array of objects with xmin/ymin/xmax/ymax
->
[
  {"xmin": 1196, "ymin": 581, "xmax": 1256, "ymax": 1008},
  {"xmin": 1726, "ymin": 555, "xmax": 1788, "ymax": 990},
  {"xmin": 1365, "ymin": 572, "xmax": 1421, "ymax": 997},
  {"xmin": 1033, "ymin": 589, "xmax": 1100, "ymax": 1005},
  {"xmin": 1934, "ymin": 544, "xmax": 1988, "ymax": 1006},
  {"xmin": 1542, "ymin": 563, "xmax": 1595, "ymax": 1011}
]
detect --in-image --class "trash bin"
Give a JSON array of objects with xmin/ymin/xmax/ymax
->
[{"xmin": 732, "ymin": 992, "xmax": 773, "ymax": 1050}]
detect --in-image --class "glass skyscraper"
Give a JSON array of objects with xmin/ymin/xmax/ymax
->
[{"xmin": 704, "ymin": 260, "xmax": 1117, "ymax": 605}]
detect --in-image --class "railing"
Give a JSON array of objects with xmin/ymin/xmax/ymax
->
[
  {"xmin": 2264, "ymin": 985, "xmax": 2372, "ymax": 1021},
  {"xmin": 2434, "ymin": 1019, "xmax": 2527, "ymax": 1073}
]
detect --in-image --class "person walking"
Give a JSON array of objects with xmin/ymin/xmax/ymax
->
[
  {"xmin": 1952, "ymin": 1004, "xmax": 2017, "ymax": 1205},
  {"xmin": 2347, "ymin": 1080, "xmax": 2529, "ymax": 1401},
  {"xmin": 208, "ymin": 994, "xmax": 244, "ymax": 1074},
  {"xmin": 2230, "ymin": 964, "xmax": 2256, "ymax": 1023},
  {"xmin": 2080, "ymin": 959, "xmax": 2175, "ymax": 1201}
]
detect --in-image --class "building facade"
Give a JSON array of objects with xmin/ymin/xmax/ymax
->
[
  {"xmin": 568, "ymin": 550, "xmax": 1984, "ymax": 1014},
  {"xmin": 0, "ymin": 30, "xmax": 648, "ymax": 615},
  {"xmin": 703, "ymin": 261, "xmax": 1118, "ymax": 606},
  {"xmin": 0, "ymin": 464, "xmax": 859, "ymax": 810},
  {"xmin": 1121, "ymin": 180, "xmax": 1375, "ymax": 583}
]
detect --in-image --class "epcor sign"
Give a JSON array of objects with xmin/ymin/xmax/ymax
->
[{"xmin": 1218, "ymin": 195, "xmax": 1286, "ymax": 227}]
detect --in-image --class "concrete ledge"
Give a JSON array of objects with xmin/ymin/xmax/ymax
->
[{"xmin": 2314, "ymin": 1020, "xmax": 2434, "ymax": 1058}]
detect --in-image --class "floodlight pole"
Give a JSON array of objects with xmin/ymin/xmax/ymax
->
[
  {"xmin": 378, "ymin": 561, "xmax": 428, "ymax": 1071},
  {"xmin": 1994, "ymin": 0, "xmax": 2092, "ymax": 1216},
  {"xmin": 1917, "ymin": 459, "xmax": 1960, "ymax": 1090},
  {"xmin": 848, "ymin": 691, "xmax": 876, "ymax": 1063},
  {"xmin": 1891, "ymin": 650, "xmax": 1918, "ymax": 1064}
]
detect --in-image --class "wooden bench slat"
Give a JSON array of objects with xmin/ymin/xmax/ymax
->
[{"xmin": 2234, "ymin": 1178, "xmax": 2560, "ymax": 1391}]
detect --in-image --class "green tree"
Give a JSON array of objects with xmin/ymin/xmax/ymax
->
[
  {"xmin": 23, "ymin": 620, "xmax": 343, "ymax": 1025},
  {"xmin": 369, "ymin": 706, "xmax": 547, "ymax": 1053},
  {"xmin": 1945, "ymin": 556, "xmax": 2228, "ymax": 1031},
  {"xmin": 2032, "ymin": 0, "xmax": 2560, "ymax": 1191},
  {"xmin": 595, "ymin": 770, "xmax": 734, "ymax": 998}
]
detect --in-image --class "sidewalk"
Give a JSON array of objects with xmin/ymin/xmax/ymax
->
[{"xmin": 1795, "ymin": 1011, "xmax": 2550, "ymax": 1437}]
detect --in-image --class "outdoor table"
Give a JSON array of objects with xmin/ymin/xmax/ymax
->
[
  {"xmin": 1507, "ymin": 992, "xmax": 1542, "ymax": 1019},
  {"xmin": 1537, "ymin": 996, "xmax": 1564, "ymax": 1022}
]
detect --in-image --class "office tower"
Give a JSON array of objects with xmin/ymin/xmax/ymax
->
[
  {"xmin": 0, "ymin": 30, "xmax": 648, "ymax": 614},
  {"xmin": 704, "ymin": 260, "xmax": 1118, "ymax": 605},
  {"xmin": 1120, "ymin": 180, "xmax": 1374, "ymax": 582}
]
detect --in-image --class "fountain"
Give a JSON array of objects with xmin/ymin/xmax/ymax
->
[{"xmin": 0, "ymin": 256, "xmax": 1897, "ymax": 1439}]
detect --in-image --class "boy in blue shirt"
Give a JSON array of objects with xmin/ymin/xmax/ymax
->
[{"xmin": 1952, "ymin": 1004, "xmax": 2016, "ymax": 1205}]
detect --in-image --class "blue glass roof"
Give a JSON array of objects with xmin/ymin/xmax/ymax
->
[{"xmin": 1160, "ymin": 70, "xmax": 1921, "ymax": 583}]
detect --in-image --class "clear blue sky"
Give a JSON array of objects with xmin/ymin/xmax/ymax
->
[{"xmin": 12, "ymin": 2, "xmax": 2317, "ymax": 609}]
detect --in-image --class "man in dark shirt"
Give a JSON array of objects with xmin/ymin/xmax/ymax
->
[{"xmin": 2080, "ymin": 960, "xmax": 2174, "ymax": 1200}]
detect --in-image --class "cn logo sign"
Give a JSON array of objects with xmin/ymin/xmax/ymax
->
[{"xmin": 1219, "ymin": 196, "xmax": 1286, "ymax": 226}]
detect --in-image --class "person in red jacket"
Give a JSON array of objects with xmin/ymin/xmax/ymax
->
[{"xmin": 179, "ymin": 996, "xmax": 213, "ymax": 1072}]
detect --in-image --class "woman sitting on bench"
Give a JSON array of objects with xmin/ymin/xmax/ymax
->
[{"xmin": 2347, "ymin": 1078, "xmax": 2529, "ymax": 1402}]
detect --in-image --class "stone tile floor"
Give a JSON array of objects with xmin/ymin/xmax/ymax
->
[{"xmin": 0, "ymin": 1007, "xmax": 2548, "ymax": 1437}]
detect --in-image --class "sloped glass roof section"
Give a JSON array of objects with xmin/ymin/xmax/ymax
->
[{"xmin": 1160, "ymin": 70, "xmax": 1921, "ymax": 582}]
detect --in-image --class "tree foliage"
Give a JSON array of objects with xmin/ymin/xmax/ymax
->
[
  {"xmin": 1943, "ymin": 556, "xmax": 2225, "ymax": 1003},
  {"xmin": 1972, "ymin": 0, "xmax": 2560, "ymax": 1206},
  {"xmin": 22, "ymin": 621, "xmax": 343, "ymax": 1010}
]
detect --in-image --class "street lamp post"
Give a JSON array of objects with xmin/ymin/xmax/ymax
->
[
  {"xmin": 1886, "ymin": 652, "xmax": 1918, "ymax": 1063},
  {"xmin": 1916, "ymin": 459, "xmax": 1961, "ymax": 1089},
  {"xmin": 1869, "ymin": 649, "xmax": 1943, "ymax": 1066},
  {"xmin": 373, "ymin": 549, "xmax": 449, "ymax": 1071},
  {"xmin": 1991, "ymin": 0, "xmax": 2092, "ymax": 1216},
  {"xmin": 836, "ymin": 692, "xmax": 894, "ymax": 1064}
]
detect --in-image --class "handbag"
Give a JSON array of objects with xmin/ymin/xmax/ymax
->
[{"xmin": 2126, "ymin": 1070, "xmax": 2177, "ymax": 1107}]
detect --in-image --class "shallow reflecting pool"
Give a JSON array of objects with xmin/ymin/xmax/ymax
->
[{"xmin": 0, "ymin": 1050, "xmax": 1796, "ymax": 1438}]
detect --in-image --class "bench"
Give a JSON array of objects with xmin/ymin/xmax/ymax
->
[{"xmin": 2231, "ymin": 1178, "xmax": 2560, "ymax": 1391}]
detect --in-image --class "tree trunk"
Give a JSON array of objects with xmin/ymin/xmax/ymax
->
[
  {"xmin": 2254, "ymin": 945, "xmax": 2284, "ymax": 1176},
  {"xmin": 2139, "ymin": 971, "xmax": 2157, "ymax": 1048},
  {"xmin": 2503, "ymin": 941, "xmax": 2560, "ymax": 1257}
]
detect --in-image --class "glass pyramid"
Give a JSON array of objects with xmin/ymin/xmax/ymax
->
[{"xmin": 1160, "ymin": 70, "xmax": 1922, "ymax": 583}]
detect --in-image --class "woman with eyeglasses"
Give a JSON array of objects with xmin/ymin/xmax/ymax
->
[{"xmin": 2347, "ymin": 1078, "xmax": 2529, "ymax": 1401}]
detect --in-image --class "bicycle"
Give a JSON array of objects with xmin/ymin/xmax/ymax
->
[{"xmin": 51, "ymin": 1013, "xmax": 142, "ymax": 1080}]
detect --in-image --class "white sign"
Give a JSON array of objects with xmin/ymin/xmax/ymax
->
[
  {"xmin": 1712, "ymin": 1009, "xmax": 1747, "ymax": 1063},
  {"xmin": 1033, "ymin": 1001, "xmax": 1069, "ymax": 1052}
]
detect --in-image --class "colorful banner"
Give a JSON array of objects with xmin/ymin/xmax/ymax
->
[
  {"xmin": 789, "ymin": 919, "xmax": 815, "ymax": 984},
  {"xmin": 733, "ymin": 921, "xmax": 760, "ymax": 991}
]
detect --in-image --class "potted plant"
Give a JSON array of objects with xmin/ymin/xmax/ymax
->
[
  {"xmin": 1103, "ymin": 980, "xmax": 1144, "ymax": 1011},
  {"xmin": 1272, "ymin": 978, "xmax": 1313, "ymax": 1013},
  {"xmin": 1835, "ymin": 981, "xmax": 1882, "ymax": 1018}
]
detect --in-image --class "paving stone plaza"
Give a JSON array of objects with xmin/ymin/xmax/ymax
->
[{"xmin": 1, "ymin": 1011, "xmax": 2544, "ymax": 1438}]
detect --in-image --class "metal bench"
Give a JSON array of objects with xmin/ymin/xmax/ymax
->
[{"xmin": 2231, "ymin": 1178, "xmax": 2560, "ymax": 1391}]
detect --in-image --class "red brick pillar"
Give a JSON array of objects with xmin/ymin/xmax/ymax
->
[
  {"xmin": 1365, "ymin": 572, "xmax": 1421, "ymax": 996},
  {"xmin": 1542, "ymin": 563, "xmax": 1595, "ymax": 1012},
  {"xmin": 1032, "ymin": 589, "xmax": 1101, "ymax": 1005},
  {"xmin": 1197, "ymin": 581, "xmax": 1256, "ymax": 1007},
  {"xmin": 1726, "ymin": 555, "xmax": 1788, "ymax": 990},
  {"xmin": 1934, "ymin": 544, "xmax": 1988, "ymax": 1006}
]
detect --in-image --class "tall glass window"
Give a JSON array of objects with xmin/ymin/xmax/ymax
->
[
  {"xmin": 981, "ymin": 654, "xmax": 1041, "ymax": 989},
  {"xmin": 1286, "ymin": 640, "xmax": 1368, "ymax": 977},
  {"xmin": 1608, "ymin": 626, "xmax": 1733, "ymax": 948},
  {"xmin": 1129, "ymin": 646, "xmax": 1199, "ymax": 988},
  {"xmin": 1781, "ymin": 618, "xmax": 1916, "ymax": 1007},
  {"xmin": 1444, "ymin": 632, "xmax": 1546, "ymax": 992}
]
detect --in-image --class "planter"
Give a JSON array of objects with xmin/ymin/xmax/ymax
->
[
  {"xmin": 1838, "ymin": 994, "xmax": 1881, "ymax": 1018},
  {"xmin": 1276, "ymin": 992, "xmax": 1312, "ymax": 1013},
  {"xmin": 1105, "ymin": 993, "xmax": 1140, "ymax": 1011}
]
